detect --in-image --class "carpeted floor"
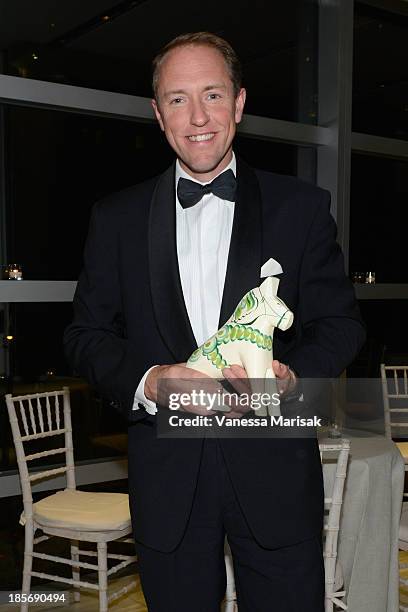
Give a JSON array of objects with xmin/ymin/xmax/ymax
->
[
  {"xmin": 0, "ymin": 574, "xmax": 147, "ymax": 612},
  {"xmin": 400, "ymin": 550, "xmax": 408, "ymax": 609},
  {"xmin": 2, "ymin": 555, "xmax": 408, "ymax": 610}
]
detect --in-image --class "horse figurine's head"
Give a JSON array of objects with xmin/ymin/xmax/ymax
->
[{"xmin": 231, "ymin": 276, "xmax": 293, "ymax": 332}]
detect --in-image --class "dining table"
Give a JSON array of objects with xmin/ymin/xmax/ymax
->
[{"xmin": 321, "ymin": 432, "xmax": 404, "ymax": 612}]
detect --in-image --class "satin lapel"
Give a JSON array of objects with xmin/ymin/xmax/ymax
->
[
  {"xmin": 218, "ymin": 158, "xmax": 263, "ymax": 327},
  {"xmin": 148, "ymin": 163, "xmax": 197, "ymax": 362}
]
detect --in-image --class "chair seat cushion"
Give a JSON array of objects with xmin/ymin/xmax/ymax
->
[
  {"xmin": 397, "ymin": 442, "xmax": 408, "ymax": 463},
  {"xmin": 20, "ymin": 489, "xmax": 131, "ymax": 531},
  {"xmin": 400, "ymin": 505, "xmax": 408, "ymax": 543}
]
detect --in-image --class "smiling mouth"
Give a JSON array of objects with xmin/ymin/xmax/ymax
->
[{"xmin": 187, "ymin": 133, "xmax": 215, "ymax": 142}]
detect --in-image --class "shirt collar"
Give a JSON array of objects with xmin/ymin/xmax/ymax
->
[{"xmin": 175, "ymin": 152, "xmax": 236, "ymax": 188}]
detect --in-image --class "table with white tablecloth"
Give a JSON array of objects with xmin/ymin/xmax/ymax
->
[{"xmin": 322, "ymin": 434, "xmax": 404, "ymax": 612}]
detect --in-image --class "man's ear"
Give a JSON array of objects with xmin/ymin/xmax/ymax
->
[
  {"xmin": 151, "ymin": 99, "xmax": 165, "ymax": 131},
  {"xmin": 234, "ymin": 88, "xmax": 246, "ymax": 124}
]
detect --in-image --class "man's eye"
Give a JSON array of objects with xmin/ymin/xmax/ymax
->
[
  {"xmin": 207, "ymin": 93, "xmax": 221, "ymax": 100},
  {"xmin": 170, "ymin": 97, "xmax": 184, "ymax": 104}
]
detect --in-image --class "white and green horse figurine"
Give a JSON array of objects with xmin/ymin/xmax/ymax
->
[{"xmin": 187, "ymin": 276, "xmax": 294, "ymax": 416}]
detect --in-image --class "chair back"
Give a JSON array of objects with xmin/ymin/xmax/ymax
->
[
  {"xmin": 320, "ymin": 439, "xmax": 350, "ymax": 607},
  {"xmin": 380, "ymin": 364, "xmax": 408, "ymax": 439},
  {"xmin": 5, "ymin": 387, "xmax": 76, "ymax": 522}
]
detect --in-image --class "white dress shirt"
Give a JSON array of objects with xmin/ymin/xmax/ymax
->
[{"xmin": 133, "ymin": 153, "xmax": 237, "ymax": 415}]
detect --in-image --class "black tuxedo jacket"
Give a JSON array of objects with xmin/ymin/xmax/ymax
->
[{"xmin": 64, "ymin": 157, "xmax": 365, "ymax": 552}]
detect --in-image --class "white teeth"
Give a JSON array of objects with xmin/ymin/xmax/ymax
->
[{"xmin": 188, "ymin": 133, "xmax": 215, "ymax": 142}]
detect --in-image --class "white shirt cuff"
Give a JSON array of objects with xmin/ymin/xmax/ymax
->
[{"xmin": 132, "ymin": 366, "xmax": 159, "ymax": 415}]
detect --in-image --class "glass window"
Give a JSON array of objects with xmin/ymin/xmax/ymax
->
[
  {"xmin": 4, "ymin": 105, "xmax": 312, "ymax": 281},
  {"xmin": 0, "ymin": 302, "xmax": 129, "ymax": 472},
  {"xmin": 348, "ymin": 300, "xmax": 408, "ymax": 377},
  {"xmin": 235, "ymin": 136, "xmax": 314, "ymax": 178},
  {"xmin": 1, "ymin": 0, "xmax": 318, "ymax": 123},
  {"xmin": 353, "ymin": 2, "xmax": 408, "ymax": 140},
  {"xmin": 349, "ymin": 154, "xmax": 408, "ymax": 283},
  {"xmin": 4, "ymin": 105, "xmax": 173, "ymax": 280}
]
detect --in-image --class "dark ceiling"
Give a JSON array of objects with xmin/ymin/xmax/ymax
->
[
  {"xmin": 0, "ymin": 0, "xmax": 407, "ymax": 135},
  {"xmin": 0, "ymin": 0, "xmax": 319, "ymax": 122},
  {"xmin": 0, "ymin": 0, "xmax": 302, "ymax": 58}
]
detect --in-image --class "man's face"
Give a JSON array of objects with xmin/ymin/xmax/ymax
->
[{"xmin": 152, "ymin": 44, "xmax": 246, "ymax": 182}]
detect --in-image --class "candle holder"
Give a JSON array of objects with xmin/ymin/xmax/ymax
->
[
  {"xmin": 2, "ymin": 264, "xmax": 23, "ymax": 280},
  {"xmin": 351, "ymin": 272, "xmax": 365, "ymax": 284}
]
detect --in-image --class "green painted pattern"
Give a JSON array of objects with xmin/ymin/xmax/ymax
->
[{"xmin": 188, "ymin": 311, "xmax": 273, "ymax": 371}]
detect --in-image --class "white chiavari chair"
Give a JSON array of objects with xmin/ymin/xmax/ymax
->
[
  {"xmin": 320, "ymin": 439, "xmax": 350, "ymax": 612},
  {"xmin": 381, "ymin": 364, "xmax": 408, "ymax": 610},
  {"xmin": 381, "ymin": 364, "xmax": 408, "ymax": 467},
  {"xmin": 6, "ymin": 386, "xmax": 136, "ymax": 612},
  {"xmin": 223, "ymin": 439, "xmax": 350, "ymax": 612}
]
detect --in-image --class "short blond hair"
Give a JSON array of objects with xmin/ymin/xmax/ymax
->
[{"xmin": 152, "ymin": 32, "xmax": 243, "ymax": 100}]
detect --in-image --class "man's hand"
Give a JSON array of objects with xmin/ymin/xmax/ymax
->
[
  {"xmin": 144, "ymin": 363, "xmax": 252, "ymax": 417},
  {"xmin": 145, "ymin": 363, "xmax": 194, "ymax": 403},
  {"xmin": 271, "ymin": 360, "xmax": 297, "ymax": 396},
  {"xmin": 222, "ymin": 360, "xmax": 297, "ymax": 398}
]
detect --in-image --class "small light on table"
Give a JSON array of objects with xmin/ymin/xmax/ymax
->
[{"xmin": 6, "ymin": 264, "xmax": 23, "ymax": 280}]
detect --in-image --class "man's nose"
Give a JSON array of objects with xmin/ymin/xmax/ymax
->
[{"xmin": 190, "ymin": 99, "xmax": 210, "ymax": 126}]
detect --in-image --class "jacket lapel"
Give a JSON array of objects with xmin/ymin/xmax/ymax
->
[
  {"xmin": 148, "ymin": 162, "xmax": 197, "ymax": 362},
  {"xmin": 218, "ymin": 157, "xmax": 263, "ymax": 327},
  {"xmin": 148, "ymin": 157, "xmax": 263, "ymax": 361}
]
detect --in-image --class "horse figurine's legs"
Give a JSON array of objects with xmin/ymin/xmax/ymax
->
[{"xmin": 265, "ymin": 368, "xmax": 281, "ymax": 417}]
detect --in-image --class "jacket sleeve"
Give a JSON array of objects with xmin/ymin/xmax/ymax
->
[
  {"xmin": 282, "ymin": 189, "xmax": 366, "ymax": 378},
  {"xmin": 63, "ymin": 200, "xmax": 149, "ymax": 423}
]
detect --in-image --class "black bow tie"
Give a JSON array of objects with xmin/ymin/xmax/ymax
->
[{"xmin": 177, "ymin": 169, "xmax": 237, "ymax": 209}]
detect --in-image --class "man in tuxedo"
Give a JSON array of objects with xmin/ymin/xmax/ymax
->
[{"xmin": 64, "ymin": 32, "xmax": 365, "ymax": 611}]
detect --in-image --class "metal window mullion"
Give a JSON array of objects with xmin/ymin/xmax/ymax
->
[
  {"xmin": 0, "ymin": 74, "xmax": 154, "ymax": 122},
  {"xmin": 0, "ymin": 280, "xmax": 76, "ymax": 302},
  {"xmin": 0, "ymin": 74, "xmax": 332, "ymax": 147},
  {"xmin": 317, "ymin": 0, "xmax": 354, "ymax": 271},
  {"xmin": 0, "ymin": 52, "xmax": 10, "ymax": 378},
  {"xmin": 237, "ymin": 114, "xmax": 331, "ymax": 146},
  {"xmin": 351, "ymin": 132, "xmax": 408, "ymax": 159}
]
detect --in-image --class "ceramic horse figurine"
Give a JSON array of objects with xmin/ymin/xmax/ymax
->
[{"xmin": 186, "ymin": 276, "xmax": 294, "ymax": 416}]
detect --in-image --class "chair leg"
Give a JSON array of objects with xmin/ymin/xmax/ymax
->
[
  {"xmin": 325, "ymin": 595, "xmax": 333, "ymax": 612},
  {"xmin": 21, "ymin": 523, "xmax": 34, "ymax": 612},
  {"xmin": 70, "ymin": 540, "xmax": 80, "ymax": 603},
  {"xmin": 224, "ymin": 553, "xmax": 236, "ymax": 603},
  {"xmin": 224, "ymin": 602, "xmax": 239, "ymax": 612},
  {"xmin": 97, "ymin": 542, "xmax": 108, "ymax": 612}
]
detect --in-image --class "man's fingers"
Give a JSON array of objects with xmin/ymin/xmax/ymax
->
[
  {"xmin": 272, "ymin": 359, "xmax": 291, "ymax": 379},
  {"xmin": 182, "ymin": 405, "xmax": 216, "ymax": 416},
  {"xmin": 227, "ymin": 364, "xmax": 247, "ymax": 378},
  {"xmin": 223, "ymin": 410, "xmax": 251, "ymax": 419},
  {"xmin": 222, "ymin": 365, "xmax": 252, "ymax": 396},
  {"xmin": 271, "ymin": 360, "xmax": 298, "ymax": 397}
]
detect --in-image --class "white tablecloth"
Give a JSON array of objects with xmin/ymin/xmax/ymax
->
[{"xmin": 323, "ymin": 434, "xmax": 404, "ymax": 612}]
